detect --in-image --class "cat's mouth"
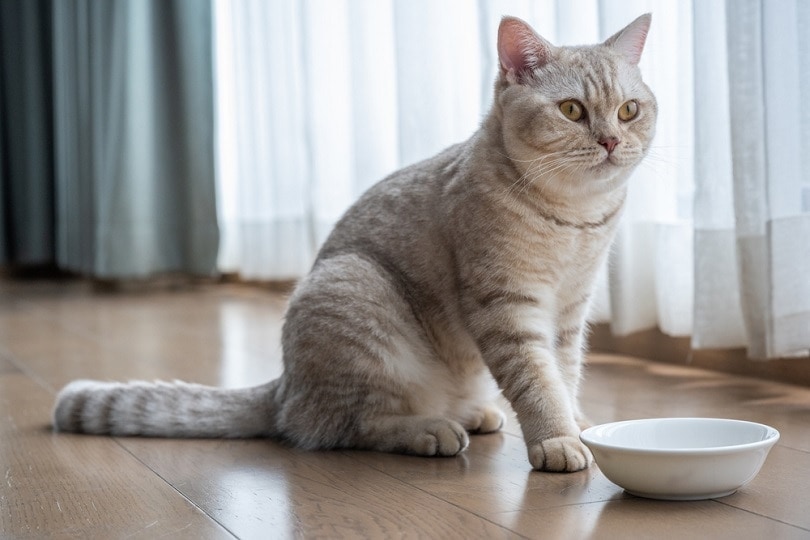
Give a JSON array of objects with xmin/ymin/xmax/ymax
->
[{"xmin": 593, "ymin": 155, "xmax": 621, "ymax": 170}]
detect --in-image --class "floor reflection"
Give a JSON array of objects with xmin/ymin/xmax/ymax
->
[
  {"xmin": 213, "ymin": 464, "xmax": 296, "ymax": 537},
  {"xmin": 218, "ymin": 301, "xmax": 285, "ymax": 388}
]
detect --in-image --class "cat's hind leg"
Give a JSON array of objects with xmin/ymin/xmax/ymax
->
[
  {"xmin": 462, "ymin": 403, "xmax": 506, "ymax": 434},
  {"xmin": 356, "ymin": 415, "xmax": 469, "ymax": 457},
  {"xmin": 280, "ymin": 253, "xmax": 473, "ymax": 457}
]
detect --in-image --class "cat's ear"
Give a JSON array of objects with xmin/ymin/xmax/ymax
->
[
  {"xmin": 498, "ymin": 16, "xmax": 553, "ymax": 84},
  {"xmin": 603, "ymin": 13, "xmax": 651, "ymax": 65}
]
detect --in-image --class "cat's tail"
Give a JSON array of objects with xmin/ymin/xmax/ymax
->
[{"xmin": 52, "ymin": 378, "xmax": 283, "ymax": 438}]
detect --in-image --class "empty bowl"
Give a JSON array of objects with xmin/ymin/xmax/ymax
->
[{"xmin": 580, "ymin": 417, "xmax": 780, "ymax": 500}]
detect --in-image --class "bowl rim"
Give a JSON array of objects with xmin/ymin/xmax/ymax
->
[{"xmin": 580, "ymin": 417, "xmax": 780, "ymax": 456}]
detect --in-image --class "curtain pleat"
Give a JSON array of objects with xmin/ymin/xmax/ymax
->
[
  {"xmin": 723, "ymin": 0, "xmax": 810, "ymax": 358},
  {"xmin": 691, "ymin": 0, "xmax": 747, "ymax": 349},
  {"xmin": 0, "ymin": 0, "xmax": 55, "ymax": 265},
  {"xmin": 0, "ymin": 0, "xmax": 217, "ymax": 278},
  {"xmin": 214, "ymin": 0, "xmax": 312, "ymax": 279},
  {"xmin": 51, "ymin": 0, "xmax": 219, "ymax": 278}
]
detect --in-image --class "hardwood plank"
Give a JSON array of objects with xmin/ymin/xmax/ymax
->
[
  {"xmin": 0, "ymin": 294, "xmax": 283, "ymax": 392},
  {"xmin": 3, "ymin": 281, "xmax": 810, "ymax": 538},
  {"xmin": 0, "ymin": 373, "xmax": 233, "ymax": 539},
  {"xmin": 0, "ymin": 354, "xmax": 19, "ymax": 374},
  {"xmin": 118, "ymin": 437, "xmax": 518, "ymax": 539},
  {"xmin": 486, "ymin": 498, "xmax": 809, "ymax": 539},
  {"xmin": 719, "ymin": 445, "xmax": 810, "ymax": 530},
  {"xmin": 709, "ymin": 393, "xmax": 810, "ymax": 454},
  {"xmin": 582, "ymin": 354, "xmax": 782, "ymax": 414},
  {"xmin": 15, "ymin": 284, "xmax": 286, "ymax": 361},
  {"xmin": 347, "ymin": 432, "xmax": 628, "ymax": 516}
]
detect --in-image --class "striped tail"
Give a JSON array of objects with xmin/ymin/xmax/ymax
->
[{"xmin": 52, "ymin": 378, "xmax": 282, "ymax": 438}]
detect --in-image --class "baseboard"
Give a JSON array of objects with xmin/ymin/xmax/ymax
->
[{"xmin": 589, "ymin": 323, "xmax": 810, "ymax": 388}]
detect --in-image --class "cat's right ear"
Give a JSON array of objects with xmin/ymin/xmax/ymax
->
[{"xmin": 497, "ymin": 16, "xmax": 553, "ymax": 84}]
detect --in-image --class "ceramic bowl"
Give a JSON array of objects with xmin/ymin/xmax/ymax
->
[{"xmin": 580, "ymin": 418, "xmax": 780, "ymax": 500}]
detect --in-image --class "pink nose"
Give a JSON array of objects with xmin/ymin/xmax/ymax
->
[{"xmin": 599, "ymin": 137, "xmax": 620, "ymax": 154}]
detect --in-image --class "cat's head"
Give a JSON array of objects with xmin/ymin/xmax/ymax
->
[{"xmin": 493, "ymin": 14, "xmax": 657, "ymax": 199}]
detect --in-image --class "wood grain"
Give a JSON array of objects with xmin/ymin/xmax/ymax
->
[
  {"xmin": 487, "ymin": 498, "xmax": 809, "ymax": 540},
  {"xmin": 1, "ymin": 279, "xmax": 809, "ymax": 538},
  {"xmin": 118, "ymin": 437, "xmax": 516, "ymax": 539},
  {"xmin": 0, "ymin": 354, "xmax": 19, "ymax": 375},
  {"xmin": 0, "ymin": 374, "xmax": 232, "ymax": 539}
]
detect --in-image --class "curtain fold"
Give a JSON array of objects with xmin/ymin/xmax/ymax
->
[
  {"xmin": 214, "ymin": 0, "xmax": 314, "ymax": 279},
  {"xmin": 691, "ymin": 0, "xmax": 748, "ymax": 350},
  {"xmin": 0, "ymin": 0, "xmax": 55, "ymax": 265},
  {"xmin": 1, "ymin": 0, "xmax": 219, "ymax": 278},
  {"xmin": 52, "ymin": 0, "xmax": 219, "ymax": 278},
  {"xmin": 213, "ymin": 0, "xmax": 484, "ymax": 279},
  {"xmin": 722, "ymin": 0, "xmax": 810, "ymax": 358},
  {"xmin": 691, "ymin": 0, "xmax": 810, "ymax": 359}
]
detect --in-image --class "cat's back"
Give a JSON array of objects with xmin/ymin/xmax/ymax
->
[{"xmin": 316, "ymin": 141, "xmax": 472, "ymax": 265}]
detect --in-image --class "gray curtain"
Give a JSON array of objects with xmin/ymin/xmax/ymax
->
[
  {"xmin": 0, "ymin": 0, "xmax": 219, "ymax": 278},
  {"xmin": 0, "ymin": 0, "xmax": 55, "ymax": 265}
]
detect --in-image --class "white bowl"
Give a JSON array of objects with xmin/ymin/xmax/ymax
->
[{"xmin": 580, "ymin": 418, "xmax": 779, "ymax": 500}]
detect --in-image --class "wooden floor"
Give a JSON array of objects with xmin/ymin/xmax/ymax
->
[{"xmin": 2, "ymin": 279, "xmax": 810, "ymax": 539}]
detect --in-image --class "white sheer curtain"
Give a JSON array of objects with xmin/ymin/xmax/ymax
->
[
  {"xmin": 213, "ymin": 0, "xmax": 484, "ymax": 279},
  {"xmin": 696, "ymin": 0, "xmax": 810, "ymax": 358},
  {"xmin": 213, "ymin": 0, "xmax": 810, "ymax": 360}
]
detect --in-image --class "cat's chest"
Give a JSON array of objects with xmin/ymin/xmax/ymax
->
[
  {"xmin": 499, "ymin": 195, "xmax": 620, "ymax": 260},
  {"xmin": 520, "ymin": 221, "xmax": 613, "ymax": 264},
  {"xmin": 501, "ymin": 218, "xmax": 617, "ymax": 299}
]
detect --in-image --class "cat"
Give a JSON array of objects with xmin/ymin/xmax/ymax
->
[{"xmin": 53, "ymin": 14, "xmax": 656, "ymax": 472}]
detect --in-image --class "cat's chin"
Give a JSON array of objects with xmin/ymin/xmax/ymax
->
[
  {"xmin": 535, "ymin": 167, "xmax": 628, "ymax": 200},
  {"xmin": 568, "ymin": 175, "xmax": 630, "ymax": 201},
  {"xmin": 584, "ymin": 162, "xmax": 633, "ymax": 188},
  {"xmin": 589, "ymin": 159, "xmax": 625, "ymax": 176}
]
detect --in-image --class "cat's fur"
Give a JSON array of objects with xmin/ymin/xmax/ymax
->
[{"xmin": 53, "ymin": 15, "xmax": 656, "ymax": 472}]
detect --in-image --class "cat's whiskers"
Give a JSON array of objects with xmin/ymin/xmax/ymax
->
[
  {"xmin": 634, "ymin": 147, "xmax": 682, "ymax": 177},
  {"xmin": 521, "ymin": 154, "xmax": 572, "ymax": 193},
  {"xmin": 643, "ymin": 147, "xmax": 680, "ymax": 165},
  {"xmin": 531, "ymin": 151, "xmax": 588, "ymax": 185},
  {"xmin": 497, "ymin": 146, "xmax": 596, "ymax": 199},
  {"xmin": 504, "ymin": 151, "xmax": 570, "ymax": 198}
]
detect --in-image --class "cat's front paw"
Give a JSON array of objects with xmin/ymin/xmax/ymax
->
[{"xmin": 527, "ymin": 436, "xmax": 593, "ymax": 472}]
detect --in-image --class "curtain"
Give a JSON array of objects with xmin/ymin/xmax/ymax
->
[
  {"xmin": 214, "ymin": 0, "xmax": 809, "ymax": 359},
  {"xmin": 214, "ymin": 0, "xmax": 485, "ymax": 279},
  {"xmin": 688, "ymin": 0, "xmax": 810, "ymax": 359},
  {"xmin": 1, "ymin": 0, "xmax": 219, "ymax": 278},
  {"xmin": 0, "ymin": 0, "xmax": 55, "ymax": 265}
]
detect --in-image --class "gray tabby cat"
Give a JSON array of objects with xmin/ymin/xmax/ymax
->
[{"xmin": 53, "ymin": 14, "xmax": 656, "ymax": 472}]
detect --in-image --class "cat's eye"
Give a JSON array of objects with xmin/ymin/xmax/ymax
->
[
  {"xmin": 618, "ymin": 100, "xmax": 639, "ymax": 121},
  {"xmin": 559, "ymin": 100, "xmax": 584, "ymax": 122}
]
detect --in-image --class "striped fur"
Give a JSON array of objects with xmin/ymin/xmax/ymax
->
[{"xmin": 53, "ymin": 14, "xmax": 656, "ymax": 472}]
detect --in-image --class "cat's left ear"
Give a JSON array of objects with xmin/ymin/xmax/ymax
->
[{"xmin": 603, "ymin": 13, "xmax": 651, "ymax": 65}]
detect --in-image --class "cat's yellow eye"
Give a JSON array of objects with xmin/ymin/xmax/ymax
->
[
  {"xmin": 559, "ymin": 100, "xmax": 584, "ymax": 122},
  {"xmin": 618, "ymin": 100, "xmax": 639, "ymax": 121}
]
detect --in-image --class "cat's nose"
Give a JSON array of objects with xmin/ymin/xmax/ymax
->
[{"xmin": 598, "ymin": 137, "xmax": 620, "ymax": 154}]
